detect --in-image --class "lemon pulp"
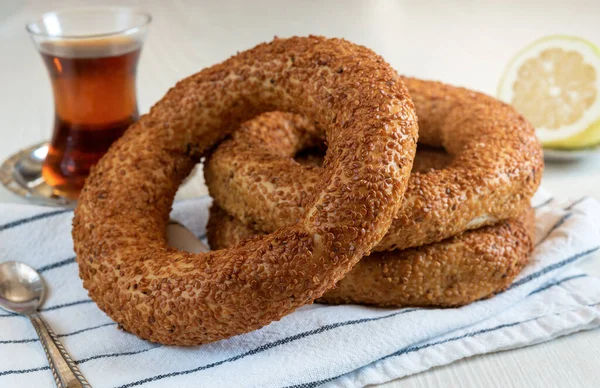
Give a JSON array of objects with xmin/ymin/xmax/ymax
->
[{"xmin": 498, "ymin": 36, "xmax": 600, "ymax": 149}]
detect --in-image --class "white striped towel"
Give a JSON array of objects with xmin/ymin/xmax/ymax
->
[{"xmin": 0, "ymin": 189, "xmax": 599, "ymax": 388}]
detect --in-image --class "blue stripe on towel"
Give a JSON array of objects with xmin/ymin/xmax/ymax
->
[
  {"xmin": 77, "ymin": 345, "xmax": 161, "ymax": 365},
  {"xmin": 507, "ymin": 246, "xmax": 599, "ymax": 291},
  {"xmin": 0, "ymin": 299, "xmax": 94, "ymax": 317},
  {"xmin": 519, "ymin": 195, "xmax": 588, "ymax": 212},
  {"xmin": 0, "ymin": 209, "xmax": 71, "ymax": 232},
  {"xmin": 533, "ymin": 197, "xmax": 553, "ymax": 209},
  {"xmin": 536, "ymin": 212, "xmax": 573, "ymax": 246},
  {"xmin": 0, "ymin": 322, "xmax": 117, "ymax": 345},
  {"xmin": 0, "ymin": 345, "xmax": 160, "ymax": 376},
  {"xmin": 37, "ymin": 257, "xmax": 76, "ymax": 273},
  {"xmin": 564, "ymin": 196, "xmax": 589, "ymax": 210},
  {"xmin": 528, "ymin": 274, "xmax": 588, "ymax": 296}
]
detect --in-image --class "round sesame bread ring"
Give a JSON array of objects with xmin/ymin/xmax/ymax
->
[
  {"xmin": 72, "ymin": 36, "xmax": 419, "ymax": 346},
  {"xmin": 207, "ymin": 204, "xmax": 535, "ymax": 307},
  {"xmin": 204, "ymin": 78, "xmax": 544, "ymax": 252}
]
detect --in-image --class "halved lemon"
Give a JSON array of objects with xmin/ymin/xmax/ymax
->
[{"xmin": 498, "ymin": 35, "xmax": 600, "ymax": 149}]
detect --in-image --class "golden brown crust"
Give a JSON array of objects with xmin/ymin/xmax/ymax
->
[
  {"xmin": 208, "ymin": 205, "xmax": 535, "ymax": 307},
  {"xmin": 72, "ymin": 36, "xmax": 419, "ymax": 345},
  {"xmin": 204, "ymin": 78, "xmax": 544, "ymax": 251}
]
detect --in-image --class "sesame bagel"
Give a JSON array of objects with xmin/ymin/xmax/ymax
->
[
  {"xmin": 207, "ymin": 204, "xmax": 535, "ymax": 307},
  {"xmin": 72, "ymin": 36, "xmax": 418, "ymax": 346},
  {"xmin": 204, "ymin": 78, "xmax": 544, "ymax": 251}
]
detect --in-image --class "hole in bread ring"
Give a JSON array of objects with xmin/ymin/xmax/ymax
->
[
  {"xmin": 72, "ymin": 36, "xmax": 418, "ymax": 346},
  {"xmin": 204, "ymin": 78, "xmax": 544, "ymax": 251},
  {"xmin": 293, "ymin": 142, "xmax": 451, "ymax": 171},
  {"xmin": 207, "ymin": 204, "xmax": 535, "ymax": 307}
]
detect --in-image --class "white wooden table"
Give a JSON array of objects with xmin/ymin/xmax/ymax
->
[{"xmin": 1, "ymin": 1, "xmax": 600, "ymax": 387}]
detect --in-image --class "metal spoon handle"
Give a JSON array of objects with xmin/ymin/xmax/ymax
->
[{"xmin": 29, "ymin": 313, "xmax": 91, "ymax": 388}]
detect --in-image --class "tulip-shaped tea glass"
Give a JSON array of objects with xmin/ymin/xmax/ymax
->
[{"xmin": 26, "ymin": 8, "xmax": 151, "ymax": 199}]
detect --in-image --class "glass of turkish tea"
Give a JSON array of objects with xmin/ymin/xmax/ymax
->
[{"xmin": 26, "ymin": 8, "xmax": 151, "ymax": 199}]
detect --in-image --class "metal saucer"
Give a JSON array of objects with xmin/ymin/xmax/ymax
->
[{"xmin": 0, "ymin": 142, "xmax": 76, "ymax": 208}]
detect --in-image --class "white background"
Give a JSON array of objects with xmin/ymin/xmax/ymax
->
[{"xmin": 1, "ymin": 1, "xmax": 600, "ymax": 387}]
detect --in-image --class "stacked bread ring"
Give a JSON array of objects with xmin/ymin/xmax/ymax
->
[
  {"xmin": 73, "ymin": 36, "xmax": 419, "ymax": 346},
  {"xmin": 204, "ymin": 77, "xmax": 543, "ymax": 308}
]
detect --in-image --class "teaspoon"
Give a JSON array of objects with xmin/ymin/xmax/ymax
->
[{"xmin": 0, "ymin": 261, "xmax": 90, "ymax": 387}]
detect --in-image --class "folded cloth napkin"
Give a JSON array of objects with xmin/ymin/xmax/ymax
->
[{"xmin": 1, "ymin": 190, "xmax": 599, "ymax": 388}]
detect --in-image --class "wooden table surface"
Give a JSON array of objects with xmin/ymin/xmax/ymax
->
[{"xmin": 1, "ymin": 1, "xmax": 600, "ymax": 387}]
